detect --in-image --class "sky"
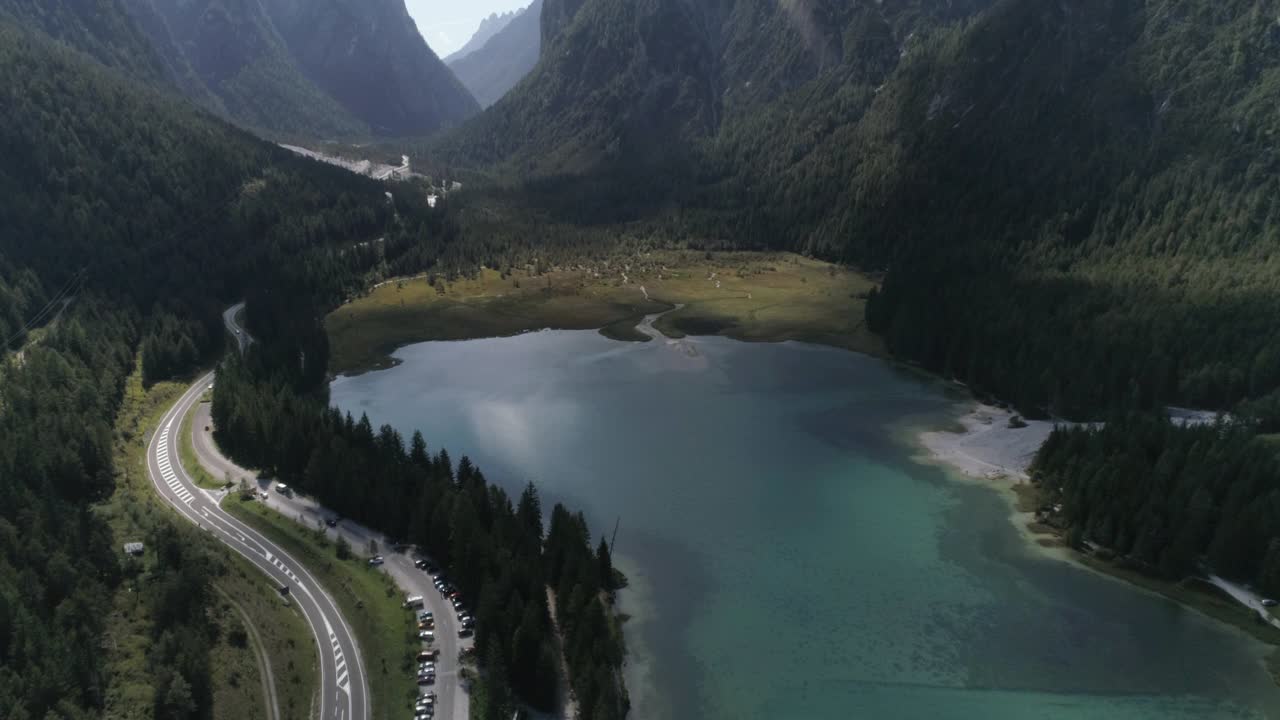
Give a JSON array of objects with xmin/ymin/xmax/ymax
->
[{"xmin": 404, "ymin": 0, "xmax": 533, "ymax": 59}]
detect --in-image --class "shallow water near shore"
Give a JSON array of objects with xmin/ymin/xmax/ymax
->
[{"xmin": 331, "ymin": 329, "xmax": 1280, "ymax": 719}]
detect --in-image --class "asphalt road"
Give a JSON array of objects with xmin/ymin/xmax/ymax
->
[
  {"xmin": 224, "ymin": 302, "xmax": 251, "ymax": 353},
  {"xmin": 203, "ymin": 301, "xmax": 470, "ymax": 718},
  {"xmin": 1208, "ymin": 574, "xmax": 1280, "ymax": 630},
  {"xmin": 147, "ymin": 374, "xmax": 369, "ymax": 720},
  {"xmin": 191, "ymin": 400, "xmax": 473, "ymax": 720}
]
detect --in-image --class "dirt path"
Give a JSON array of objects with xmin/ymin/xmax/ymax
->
[
  {"xmin": 544, "ymin": 588, "xmax": 578, "ymax": 720},
  {"xmin": 214, "ymin": 584, "xmax": 282, "ymax": 720}
]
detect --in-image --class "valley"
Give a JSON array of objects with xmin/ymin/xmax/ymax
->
[{"xmin": 3, "ymin": 1, "xmax": 1280, "ymax": 720}]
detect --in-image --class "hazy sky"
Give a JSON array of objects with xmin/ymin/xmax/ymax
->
[{"xmin": 405, "ymin": 0, "xmax": 532, "ymax": 58}]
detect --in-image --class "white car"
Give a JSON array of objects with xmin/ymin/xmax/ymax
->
[{"xmin": 368, "ymin": 555, "xmax": 385, "ymax": 566}]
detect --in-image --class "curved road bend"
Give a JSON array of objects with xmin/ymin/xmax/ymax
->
[
  {"xmin": 191, "ymin": 398, "xmax": 472, "ymax": 720},
  {"xmin": 147, "ymin": 374, "xmax": 369, "ymax": 720},
  {"xmin": 223, "ymin": 302, "xmax": 252, "ymax": 354}
]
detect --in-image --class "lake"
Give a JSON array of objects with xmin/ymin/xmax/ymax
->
[{"xmin": 330, "ymin": 328, "xmax": 1280, "ymax": 719}]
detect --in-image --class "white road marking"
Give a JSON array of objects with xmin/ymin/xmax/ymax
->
[{"xmin": 148, "ymin": 375, "xmax": 362, "ymax": 720}]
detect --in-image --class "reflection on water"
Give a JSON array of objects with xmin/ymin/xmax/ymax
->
[{"xmin": 332, "ymin": 329, "xmax": 1280, "ymax": 720}]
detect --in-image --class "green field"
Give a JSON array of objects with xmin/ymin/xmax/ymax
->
[
  {"xmin": 99, "ymin": 368, "xmax": 318, "ymax": 720},
  {"xmin": 181, "ymin": 392, "xmax": 225, "ymax": 490},
  {"xmin": 225, "ymin": 498, "xmax": 420, "ymax": 720},
  {"xmin": 326, "ymin": 250, "xmax": 883, "ymax": 375}
]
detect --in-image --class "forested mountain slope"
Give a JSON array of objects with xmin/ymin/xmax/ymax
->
[
  {"xmin": 121, "ymin": 0, "xmax": 372, "ymax": 138},
  {"xmin": 0, "ymin": 0, "xmax": 170, "ymax": 82},
  {"xmin": 5, "ymin": 0, "xmax": 478, "ymax": 139},
  {"xmin": 435, "ymin": 0, "xmax": 724, "ymax": 175},
  {"xmin": 434, "ymin": 0, "xmax": 988, "ymax": 175},
  {"xmin": 437, "ymin": 0, "xmax": 1280, "ymax": 421},
  {"xmin": 448, "ymin": 0, "xmax": 542, "ymax": 108},
  {"xmin": 848, "ymin": 0, "xmax": 1280, "ymax": 416},
  {"xmin": 0, "ymin": 14, "xmax": 444, "ymax": 717},
  {"xmin": 259, "ymin": 0, "xmax": 479, "ymax": 136}
]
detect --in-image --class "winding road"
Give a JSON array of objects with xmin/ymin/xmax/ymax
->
[{"xmin": 146, "ymin": 320, "xmax": 368, "ymax": 720}]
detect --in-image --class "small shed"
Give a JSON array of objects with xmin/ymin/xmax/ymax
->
[{"xmin": 123, "ymin": 542, "xmax": 145, "ymax": 557}]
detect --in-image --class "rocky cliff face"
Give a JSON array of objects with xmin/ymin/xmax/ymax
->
[
  {"xmin": 446, "ymin": 7, "xmax": 523, "ymax": 63},
  {"xmin": 448, "ymin": 0, "xmax": 543, "ymax": 108}
]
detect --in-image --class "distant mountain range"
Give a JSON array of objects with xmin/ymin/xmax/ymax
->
[
  {"xmin": 445, "ymin": 7, "xmax": 523, "ymax": 64},
  {"xmin": 0, "ymin": 0, "xmax": 479, "ymax": 139},
  {"xmin": 447, "ymin": 0, "xmax": 541, "ymax": 108}
]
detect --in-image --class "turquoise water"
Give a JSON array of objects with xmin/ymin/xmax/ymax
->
[{"xmin": 331, "ymin": 330, "xmax": 1280, "ymax": 719}]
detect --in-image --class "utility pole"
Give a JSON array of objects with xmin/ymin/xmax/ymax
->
[{"xmin": 610, "ymin": 516, "xmax": 620, "ymax": 552}]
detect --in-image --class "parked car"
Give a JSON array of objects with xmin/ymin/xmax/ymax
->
[
  {"xmin": 457, "ymin": 627, "xmax": 473, "ymax": 638},
  {"xmin": 368, "ymin": 556, "xmax": 385, "ymax": 566},
  {"xmin": 460, "ymin": 616, "xmax": 475, "ymax": 629},
  {"xmin": 418, "ymin": 620, "xmax": 434, "ymax": 631},
  {"xmin": 416, "ymin": 649, "xmax": 438, "ymax": 662},
  {"xmin": 414, "ymin": 559, "xmax": 429, "ymax": 570},
  {"xmin": 418, "ymin": 630, "xmax": 434, "ymax": 641},
  {"xmin": 1263, "ymin": 599, "xmax": 1278, "ymax": 608},
  {"xmin": 416, "ymin": 675, "xmax": 435, "ymax": 686},
  {"xmin": 417, "ymin": 611, "xmax": 434, "ymax": 622}
]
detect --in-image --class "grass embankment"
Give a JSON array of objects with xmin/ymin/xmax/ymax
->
[
  {"xmin": 326, "ymin": 250, "xmax": 882, "ymax": 375},
  {"xmin": 225, "ymin": 498, "xmax": 419, "ymax": 720},
  {"xmin": 181, "ymin": 390, "xmax": 224, "ymax": 490},
  {"xmin": 99, "ymin": 368, "xmax": 318, "ymax": 720}
]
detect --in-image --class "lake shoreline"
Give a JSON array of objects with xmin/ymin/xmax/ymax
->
[
  {"xmin": 914, "ymin": 401, "xmax": 1280, "ymax": 685},
  {"xmin": 324, "ymin": 251, "xmax": 884, "ymax": 377}
]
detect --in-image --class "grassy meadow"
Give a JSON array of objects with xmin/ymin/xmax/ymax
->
[{"xmin": 327, "ymin": 251, "xmax": 882, "ymax": 375}]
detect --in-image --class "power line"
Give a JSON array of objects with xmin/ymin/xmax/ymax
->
[{"xmin": 3, "ymin": 269, "xmax": 85, "ymax": 347}]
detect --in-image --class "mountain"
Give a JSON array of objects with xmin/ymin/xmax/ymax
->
[
  {"xmin": 445, "ymin": 7, "xmax": 523, "ymax": 63},
  {"xmin": 448, "ymin": 0, "xmax": 542, "ymax": 108},
  {"xmin": 6, "ymin": 0, "xmax": 479, "ymax": 139},
  {"xmin": 0, "ymin": 9, "xmax": 431, "ymax": 717},
  {"xmin": 437, "ymin": 0, "xmax": 1280, "ymax": 421},
  {"xmin": 260, "ymin": 0, "xmax": 480, "ymax": 136},
  {"xmin": 436, "ymin": 0, "xmax": 724, "ymax": 176},
  {"xmin": 0, "ymin": 0, "xmax": 173, "ymax": 83},
  {"xmin": 122, "ymin": 0, "xmax": 372, "ymax": 138},
  {"xmin": 436, "ymin": 0, "xmax": 988, "ymax": 176}
]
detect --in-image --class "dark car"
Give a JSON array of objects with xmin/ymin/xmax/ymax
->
[
  {"xmin": 325, "ymin": 517, "xmax": 340, "ymax": 528},
  {"xmin": 458, "ymin": 627, "xmax": 473, "ymax": 638},
  {"xmin": 414, "ymin": 559, "xmax": 429, "ymax": 570}
]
